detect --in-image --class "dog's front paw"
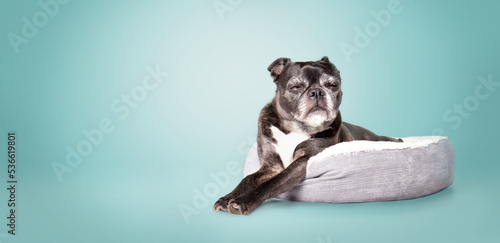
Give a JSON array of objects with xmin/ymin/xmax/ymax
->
[
  {"xmin": 227, "ymin": 198, "xmax": 252, "ymax": 215},
  {"xmin": 213, "ymin": 196, "xmax": 231, "ymax": 212}
]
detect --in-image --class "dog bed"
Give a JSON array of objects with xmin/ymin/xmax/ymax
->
[{"xmin": 243, "ymin": 136, "xmax": 454, "ymax": 203}]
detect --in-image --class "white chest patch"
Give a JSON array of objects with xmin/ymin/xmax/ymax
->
[{"xmin": 270, "ymin": 126, "xmax": 311, "ymax": 168}]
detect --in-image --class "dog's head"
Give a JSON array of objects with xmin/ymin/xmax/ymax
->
[{"xmin": 268, "ymin": 56, "xmax": 342, "ymax": 131}]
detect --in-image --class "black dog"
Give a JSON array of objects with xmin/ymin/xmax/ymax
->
[{"xmin": 214, "ymin": 56, "xmax": 402, "ymax": 215}]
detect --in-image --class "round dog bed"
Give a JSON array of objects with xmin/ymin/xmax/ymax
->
[{"xmin": 243, "ymin": 136, "xmax": 454, "ymax": 203}]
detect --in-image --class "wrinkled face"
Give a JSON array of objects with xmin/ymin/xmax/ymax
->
[{"xmin": 268, "ymin": 57, "xmax": 342, "ymax": 129}]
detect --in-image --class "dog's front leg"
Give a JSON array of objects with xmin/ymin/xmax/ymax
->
[
  {"xmin": 226, "ymin": 137, "xmax": 337, "ymax": 215},
  {"xmin": 213, "ymin": 165, "xmax": 280, "ymax": 212},
  {"xmin": 226, "ymin": 156, "xmax": 309, "ymax": 215}
]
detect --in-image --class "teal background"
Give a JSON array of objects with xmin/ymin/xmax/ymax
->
[{"xmin": 1, "ymin": 0, "xmax": 499, "ymax": 242}]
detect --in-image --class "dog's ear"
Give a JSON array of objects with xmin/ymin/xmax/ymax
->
[
  {"xmin": 267, "ymin": 57, "xmax": 291, "ymax": 83},
  {"xmin": 320, "ymin": 56, "xmax": 330, "ymax": 63},
  {"xmin": 320, "ymin": 56, "xmax": 341, "ymax": 80}
]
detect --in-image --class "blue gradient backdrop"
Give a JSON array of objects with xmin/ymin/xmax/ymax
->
[{"xmin": 1, "ymin": 0, "xmax": 499, "ymax": 242}]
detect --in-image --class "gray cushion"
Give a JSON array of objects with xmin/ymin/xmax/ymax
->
[{"xmin": 243, "ymin": 136, "xmax": 454, "ymax": 203}]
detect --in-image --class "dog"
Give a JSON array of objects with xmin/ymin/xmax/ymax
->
[{"xmin": 213, "ymin": 56, "xmax": 402, "ymax": 215}]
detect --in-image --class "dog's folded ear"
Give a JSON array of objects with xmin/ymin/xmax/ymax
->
[
  {"xmin": 320, "ymin": 56, "xmax": 330, "ymax": 63},
  {"xmin": 267, "ymin": 57, "xmax": 291, "ymax": 83}
]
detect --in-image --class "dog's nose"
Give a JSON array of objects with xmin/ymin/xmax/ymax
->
[{"xmin": 307, "ymin": 88, "xmax": 325, "ymax": 98}]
